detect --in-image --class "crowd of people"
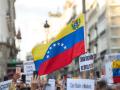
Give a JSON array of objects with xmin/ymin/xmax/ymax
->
[
  {"xmin": 95, "ymin": 80, "xmax": 120, "ymax": 90},
  {"xmin": 9, "ymin": 73, "xmax": 66, "ymax": 90},
  {"xmin": 7, "ymin": 73, "xmax": 120, "ymax": 90}
]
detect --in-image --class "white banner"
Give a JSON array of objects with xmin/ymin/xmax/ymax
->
[
  {"xmin": 24, "ymin": 61, "xmax": 35, "ymax": 84},
  {"xmin": 48, "ymin": 79, "xmax": 55, "ymax": 90},
  {"xmin": 105, "ymin": 61, "xmax": 113, "ymax": 84},
  {"xmin": 67, "ymin": 79, "xmax": 95, "ymax": 90},
  {"xmin": 79, "ymin": 53, "xmax": 95, "ymax": 72},
  {"xmin": 0, "ymin": 80, "xmax": 12, "ymax": 90}
]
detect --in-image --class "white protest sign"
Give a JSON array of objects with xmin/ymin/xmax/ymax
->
[
  {"xmin": 105, "ymin": 53, "xmax": 120, "ymax": 62},
  {"xmin": 67, "ymin": 79, "xmax": 95, "ymax": 90},
  {"xmin": 105, "ymin": 61, "xmax": 113, "ymax": 84},
  {"xmin": 48, "ymin": 79, "xmax": 55, "ymax": 90},
  {"xmin": 79, "ymin": 53, "xmax": 95, "ymax": 72},
  {"xmin": 0, "ymin": 80, "xmax": 12, "ymax": 90},
  {"xmin": 24, "ymin": 61, "xmax": 35, "ymax": 84}
]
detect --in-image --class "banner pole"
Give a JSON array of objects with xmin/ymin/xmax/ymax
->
[
  {"xmin": 82, "ymin": 0, "xmax": 87, "ymax": 79},
  {"xmin": 82, "ymin": 0, "xmax": 87, "ymax": 53}
]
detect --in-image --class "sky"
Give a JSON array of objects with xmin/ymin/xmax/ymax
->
[
  {"xmin": 15, "ymin": 0, "xmax": 105, "ymax": 60},
  {"xmin": 15, "ymin": 0, "xmax": 66, "ymax": 60}
]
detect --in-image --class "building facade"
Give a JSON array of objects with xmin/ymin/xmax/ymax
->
[
  {"xmin": 86, "ymin": 0, "xmax": 120, "ymax": 77},
  {"xmin": 0, "ymin": 0, "xmax": 17, "ymax": 81},
  {"xmin": 47, "ymin": 0, "xmax": 79, "ymax": 78}
]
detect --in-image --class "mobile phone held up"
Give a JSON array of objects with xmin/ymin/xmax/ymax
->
[
  {"xmin": 16, "ymin": 67, "xmax": 21, "ymax": 74},
  {"xmin": 21, "ymin": 74, "xmax": 26, "ymax": 83},
  {"xmin": 33, "ymin": 71, "xmax": 38, "ymax": 77}
]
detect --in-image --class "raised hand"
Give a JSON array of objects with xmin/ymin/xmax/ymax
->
[
  {"xmin": 31, "ymin": 75, "xmax": 39, "ymax": 90},
  {"xmin": 12, "ymin": 73, "xmax": 20, "ymax": 83}
]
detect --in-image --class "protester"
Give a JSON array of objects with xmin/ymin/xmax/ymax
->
[
  {"xmin": 43, "ymin": 78, "xmax": 52, "ymax": 90},
  {"xmin": 9, "ymin": 71, "xmax": 120, "ymax": 90},
  {"xmin": 106, "ymin": 86, "xmax": 114, "ymax": 90},
  {"xmin": 61, "ymin": 76, "xmax": 66, "ymax": 90},
  {"xmin": 31, "ymin": 75, "xmax": 52, "ymax": 90},
  {"xmin": 116, "ymin": 83, "xmax": 120, "ymax": 90},
  {"xmin": 55, "ymin": 78, "xmax": 64, "ymax": 90},
  {"xmin": 9, "ymin": 73, "xmax": 20, "ymax": 90},
  {"xmin": 95, "ymin": 80, "xmax": 108, "ymax": 90},
  {"xmin": 55, "ymin": 80, "xmax": 60, "ymax": 90},
  {"xmin": 31, "ymin": 76, "xmax": 39, "ymax": 90}
]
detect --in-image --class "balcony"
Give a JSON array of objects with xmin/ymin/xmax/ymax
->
[
  {"xmin": 110, "ymin": 16, "xmax": 120, "ymax": 26},
  {"xmin": 111, "ymin": 36, "xmax": 120, "ymax": 39},
  {"xmin": 111, "ymin": 47, "xmax": 120, "ymax": 50},
  {"xmin": 111, "ymin": 14, "xmax": 120, "ymax": 17},
  {"xmin": 111, "ymin": 48, "xmax": 120, "ymax": 53},
  {"xmin": 111, "ymin": 38, "xmax": 120, "ymax": 49},
  {"xmin": 111, "ymin": 27, "xmax": 120, "ymax": 37},
  {"xmin": 108, "ymin": 0, "xmax": 120, "ymax": 6},
  {"xmin": 109, "ymin": 4, "xmax": 120, "ymax": 7},
  {"xmin": 110, "ymin": 25, "xmax": 120, "ymax": 28},
  {"xmin": 109, "ymin": 6, "xmax": 120, "ymax": 15}
]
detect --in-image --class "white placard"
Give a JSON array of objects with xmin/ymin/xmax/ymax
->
[
  {"xmin": 0, "ymin": 80, "xmax": 12, "ymax": 90},
  {"xmin": 105, "ymin": 61, "xmax": 113, "ymax": 84},
  {"xmin": 24, "ymin": 61, "xmax": 35, "ymax": 84},
  {"xmin": 105, "ymin": 53, "xmax": 120, "ymax": 62},
  {"xmin": 79, "ymin": 53, "xmax": 95, "ymax": 72},
  {"xmin": 48, "ymin": 79, "xmax": 55, "ymax": 90},
  {"xmin": 67, "ymin": 79, "xmax": 95, "ymax": 90}
]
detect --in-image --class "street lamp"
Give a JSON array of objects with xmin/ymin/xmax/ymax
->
[
  {"xmin": 44, "ymin": 20, "xmax": 50, "ymax": 43},
  {"xmin": 16, "ymin": 29, "xmax": 22, "ymax": 61}
]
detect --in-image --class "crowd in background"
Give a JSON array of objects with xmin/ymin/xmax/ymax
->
[
  {"xmin": 95, "ymin": 80, "xmax": 120, "ymax": 90},
  {"xmin": 7, "ymin": 72, "xmax": 120, "ymax": 90},
  {"xmin": 9, "ymin": 73, "xmax": 66, "ymax": 90}
]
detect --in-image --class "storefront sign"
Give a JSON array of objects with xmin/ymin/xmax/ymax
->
[{"xmin": 24, "ymin": 61, "xmax": 35, "ymax": 84}]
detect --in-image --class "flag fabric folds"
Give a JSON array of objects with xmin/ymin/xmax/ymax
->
[{"xmin": 32, "ymin": 14, "xmax": 85, "ymax": 75}]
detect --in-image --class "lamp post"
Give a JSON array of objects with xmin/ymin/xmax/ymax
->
[
  {"xmin": 44, "ymin": 20, "xmax": 50, "ymax": 43},
  {"xmin": 16, "ymin": 29, "xmax": 22, "ymax": 61},
  {"xmin": 44, "ymin": 20, "xmax": 53, "ymax": 78}
]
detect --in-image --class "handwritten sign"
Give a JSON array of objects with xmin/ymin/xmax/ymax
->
[
  {"xmin": 67, "ymin": 79, "xmax": 95, "ymax": 90},
  {"xmin": 24, "ymin": 61, "xmax": 35, "ymax": 84},
  {"xmin": 0, "ymin": 80, "xmax": 12, "ymax": 90},
  {"xmin": 48, "ymin": 79, "xmax": 55, "ymax": 90},
  {"xmin": 79, "ymin": 53, "xmax": 95, "ymax": 72}
]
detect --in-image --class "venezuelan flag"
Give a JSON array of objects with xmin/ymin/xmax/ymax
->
[
  {"xmin": 32, "ymin": 14, "xmax": 85, "ymax": 75},
  {"xmin": 112, "ymin": 60, "xmax": 120, "ymax": 83}
]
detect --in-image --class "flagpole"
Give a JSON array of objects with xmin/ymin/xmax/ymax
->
[
  {"xmin": 82, "ymin": 0, "xmax": 87, "ymax": 79},
  {"xmin": 82, "ymin": 0, "xmax": 87, "ymax": 53}
]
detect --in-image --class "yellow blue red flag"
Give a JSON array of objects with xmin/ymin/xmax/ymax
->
[
  {"xmin": 32, "ymin": 13, "xmax": 85, "ymax": 75},
  {"xmin": 112, "ymin": 60, "xmax": 120, "ymax": 83}
]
